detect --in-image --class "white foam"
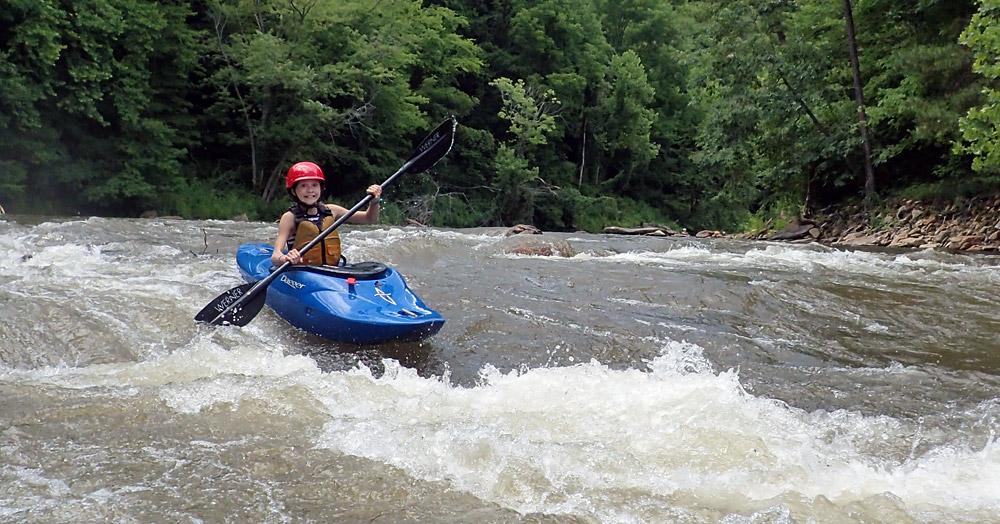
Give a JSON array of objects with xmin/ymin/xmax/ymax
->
[
  {"xmin": 4, "ymin": 331, "xmax": 998, "ymax": 521},
  {"xmin": 296, "ymin": 341, "xmax": 1000, "ymax": 521}
]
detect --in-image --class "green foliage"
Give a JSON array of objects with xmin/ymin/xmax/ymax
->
[
  {"xmin": 487, "ymin": 77, "xmax": 560, "ymax": 225},
  {"xmin": 958, "ymin": 0, "xmax": 1000, "ymax": 176},
  {"xmin": 683, "ymin": 0, "xmax": 981, "ymax": 229},
  {"xmin": 1, "ymin": 0, "xmax": 995, "ymax": 235},
  {"xmin": 429, "ymin": 193, "xmax": 492, "ymax": 228},
  {"xmin": 593, "ymin": 50, "xmax": 659, "ymax": 194},
  {"xmin": 0, "ymin": 0, "xmax": 201, "ymax": 214},
  {"xmin": 740, "ymin": 195, "xmax": 806, "ymax": 235},
  {"xmin": 159, "ymin": 178, "xmax": 283, "ymax": 221},
  {"xmin": 200, "ymin": 0, "xmax": 483, "ymax": 203},
  {"xmin": 551, "ymin": 189, "xmax": 676, "ymax": 233},
  {"xmin": 489, "ymin": 77, "xmax": 559, "ymax": 153},
  {"xmin": 891, "ymin": 177, "xmax": 1000, "ymax": 202}
]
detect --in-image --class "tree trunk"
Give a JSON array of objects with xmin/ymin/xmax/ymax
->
[
  {"xmin": 843, "ymin": 0, "xmax": 875, "ymax": 201},
  {"xmin": 578, "ymin": 117, "xmax": 587, "ymax": 188}
]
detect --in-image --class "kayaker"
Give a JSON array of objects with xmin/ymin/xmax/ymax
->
[{"xmin": 271, "ymin": 161, "xmax": 382, "ymax": 267}]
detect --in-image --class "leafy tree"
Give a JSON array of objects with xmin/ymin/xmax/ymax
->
[
  {"xmin": 592, "ymin": 50, "xmax": 659, "ymax": 195},
  {"xmin": 683, "ymin": 0, "xmax": 981, "ymax": 228},
  {"xmin": 856, "ymin": 0, "xmax": 980, "ymax": 189},
  {"xmin": 594, "ymin": 0, "xmax": 698, "ymax": 216},
  {"xmin": 686, "ymin": 0, "xmax": 837, "ymax": 226},
  {"xmin": 488, "ymin": 77, "xmax": 559, "ymax": 224},
  {"xmin": 958, "ymin": 0, "xmax": 1000, "ymax": 176},
  {"xmin": 200, "ymin": 0, "xmax": 481, "ymax": 205},
  {"xmin": 0, "ymin": 0, "xmax": 201, "ymax": 214}
]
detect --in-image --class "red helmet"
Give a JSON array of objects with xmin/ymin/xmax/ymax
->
[{"xmin": 286, "ymin": 161, "xmax": 325, "ymax": 189}]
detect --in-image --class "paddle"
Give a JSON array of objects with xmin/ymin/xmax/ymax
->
[{"xmin": 195, "ymin": 116, "xmax": 457, "ymax": 327}]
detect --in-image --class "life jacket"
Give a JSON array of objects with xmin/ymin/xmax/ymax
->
[{"xmin": 286, "ymin": 203, "xmax": 343, "ymax": 266}]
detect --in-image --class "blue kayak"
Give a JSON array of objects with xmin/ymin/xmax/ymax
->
[{"xmin": 236, "ymin": 243, "xmax": 444, "ymax": 344}]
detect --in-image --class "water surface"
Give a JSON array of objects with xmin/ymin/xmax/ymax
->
[{"xmin": 1, "ymin": 216, "xmax": 998, "ymax": 523}]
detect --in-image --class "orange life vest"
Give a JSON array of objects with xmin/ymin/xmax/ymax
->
[{"xmin": 286, "ymin": 203, "xmax": 343, "ymax": 266}]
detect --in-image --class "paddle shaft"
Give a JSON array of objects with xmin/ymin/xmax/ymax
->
[{"xmin": 204, "ymin": 135, "xmax": 442, "ymax": 325}]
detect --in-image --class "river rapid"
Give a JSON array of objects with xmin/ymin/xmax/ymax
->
[{"xmin": 1, "ymin": 216, "xmax": 999, "ymax": 523}]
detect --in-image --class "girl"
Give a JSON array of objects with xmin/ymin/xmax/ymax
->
[{"xmin": 272, "ymin": 161, "xmax": 382, "ymax": 266}]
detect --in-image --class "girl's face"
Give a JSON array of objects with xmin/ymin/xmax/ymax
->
[{"xmin": 294, "ymin": 180, "xmax": 323, "ymax": 205}]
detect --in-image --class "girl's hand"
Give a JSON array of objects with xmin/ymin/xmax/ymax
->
[
  {"xmin": 280, "ymin": 249, "xmax": 302, "ymax": 264},
  {"xmin": 367, "ymin": 185, "xmax": 382, "ymax": 199}
]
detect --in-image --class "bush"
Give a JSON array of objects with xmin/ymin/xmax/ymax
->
[
  {"xmin": 535, "ymin": 188, "xmax": 678, "ymax": 233},
  {"xmin": 430, "ymin": 193, "xmax": 491, "ymax": 228},
  {"xmin": 160, "ymin": 178, "xmax": 284, "ymax": 220}
]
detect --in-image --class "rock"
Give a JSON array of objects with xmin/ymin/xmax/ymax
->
[
  {"xmin": 959, "ymin": 235, "xmax": 984, "ymax": 250},
  {"xmin": 769, "ymin": 220, "xmax": 816, "ymax": 241},
  {"xmin": 838, "ymin": 234, "xmax": 881, "ymax": 246},
  {"xmin": 231, "ymin": 213, "xmax": 249, "ymax": 222},
  {"xmin": 915, "ymin": 215, "xmax": 938, "ymax": 230},
  {"xmin": 603, "ymin": 226, "xmax": 676, "ymax": 236},
  {"xmin": 507, "ymin": 244, "xmax": 556, "ymax": 256},
  {"xmin": 504, "ymin": 239, "xmax": 575, "ymax": 257},
  {"xmin": 140, "ymin": 210, "xmax": 158, "ymax": 219},
  {"xmin": 404, "ymin": 218, "xmax": 426, "ymax": 227},
  {"xmin": 949, "ymin": 234, "xmax": 983, "ymax": 246},
  {"xmin": 602, "ymin": 193, "xmax": 1000, "ymax": 254},
  {"xmin": 889, "ymin": 236, "xmax": 924, "ymax": 248},
  {"xmin": 505, "ymin": 224, "xmax": 542, "ymax": 236}
]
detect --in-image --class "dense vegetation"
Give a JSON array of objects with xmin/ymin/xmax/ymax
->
[{"xmin": 2, "ymin": 0, "xmax": 1000, "ymax": 232}]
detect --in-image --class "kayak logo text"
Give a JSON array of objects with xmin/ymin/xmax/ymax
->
[
  {"xmin": 280, "ymin": 275, "xmax": 305, "ymax": 290},
  {"xmin": 374, "ymin": 287, "xmax": 397, "ymax": 305}
]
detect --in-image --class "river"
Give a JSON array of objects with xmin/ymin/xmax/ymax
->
[{"xmin": 1, "ymin": 216, "xmax": 998, "ymax": 523}]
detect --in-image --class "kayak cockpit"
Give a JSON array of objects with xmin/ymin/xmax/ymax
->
[{"xmin": 286, "ymin": 261, "xmax": 388, "ymax": 280}]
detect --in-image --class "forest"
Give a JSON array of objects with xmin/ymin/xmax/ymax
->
[{"xmin": 2, "ymin": 0, "xmax": 1000, "ymax": 233}]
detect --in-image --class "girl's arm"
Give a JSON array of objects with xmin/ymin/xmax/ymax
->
[
  {"xmin": 271, "ymin": 212, "xmax": 300, "ymax": 265},
  {"xmin": 339, "ymin": 184, "xmax": 383, "ymax": 224}
]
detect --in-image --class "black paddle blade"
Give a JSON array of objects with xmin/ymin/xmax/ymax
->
[
  {"xmin": 194, "ymin": 282, "xmax": 267, "ymax": 327},
  {"xmin": 408, "ymin": 116, "xmax": 457, "ymax": 174}
]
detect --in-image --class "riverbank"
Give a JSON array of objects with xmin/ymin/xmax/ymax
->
[
  {"xmin": 757, "ymin": 194, "xmax": 1000, "ymax": 253},
  {"xmin": 599, "ymin": 194, "xmax": 1000, "ymax": 254}
]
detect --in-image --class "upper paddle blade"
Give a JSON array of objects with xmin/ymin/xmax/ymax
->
[
  {"xmin": 408, "ymin": 116, "xmax": 457, "ymax": 174},
  {"xmin": 194, "ymin": 282, "xmax": 267, "ymax": 326}
]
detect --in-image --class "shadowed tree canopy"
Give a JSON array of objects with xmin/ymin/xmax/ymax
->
[{"xmin": 0, "ymin": 0, "xmax": 993, "ymax": 232}]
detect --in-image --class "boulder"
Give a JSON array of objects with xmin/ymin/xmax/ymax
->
[
  {"xmin": 505, "ymin": 224, "xmax": 542, "ymax": 237},
  {"xmin": 769, "ymin": 220, "xmax": 817, "ymax": 241},
  {"xmin": 504, "ymin": 238, "xmax": 575, "ymax": 257},
  {"xmin": 889, "ymin": 236, "xmax": 924, "ymax": 248},
  {"xmin": 838, "ymin": 233, "xmax": 881, "ymax": 246},
  {"xmin": 603, "ymin": 226, "xmax": 676, "ymax": 236}
]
